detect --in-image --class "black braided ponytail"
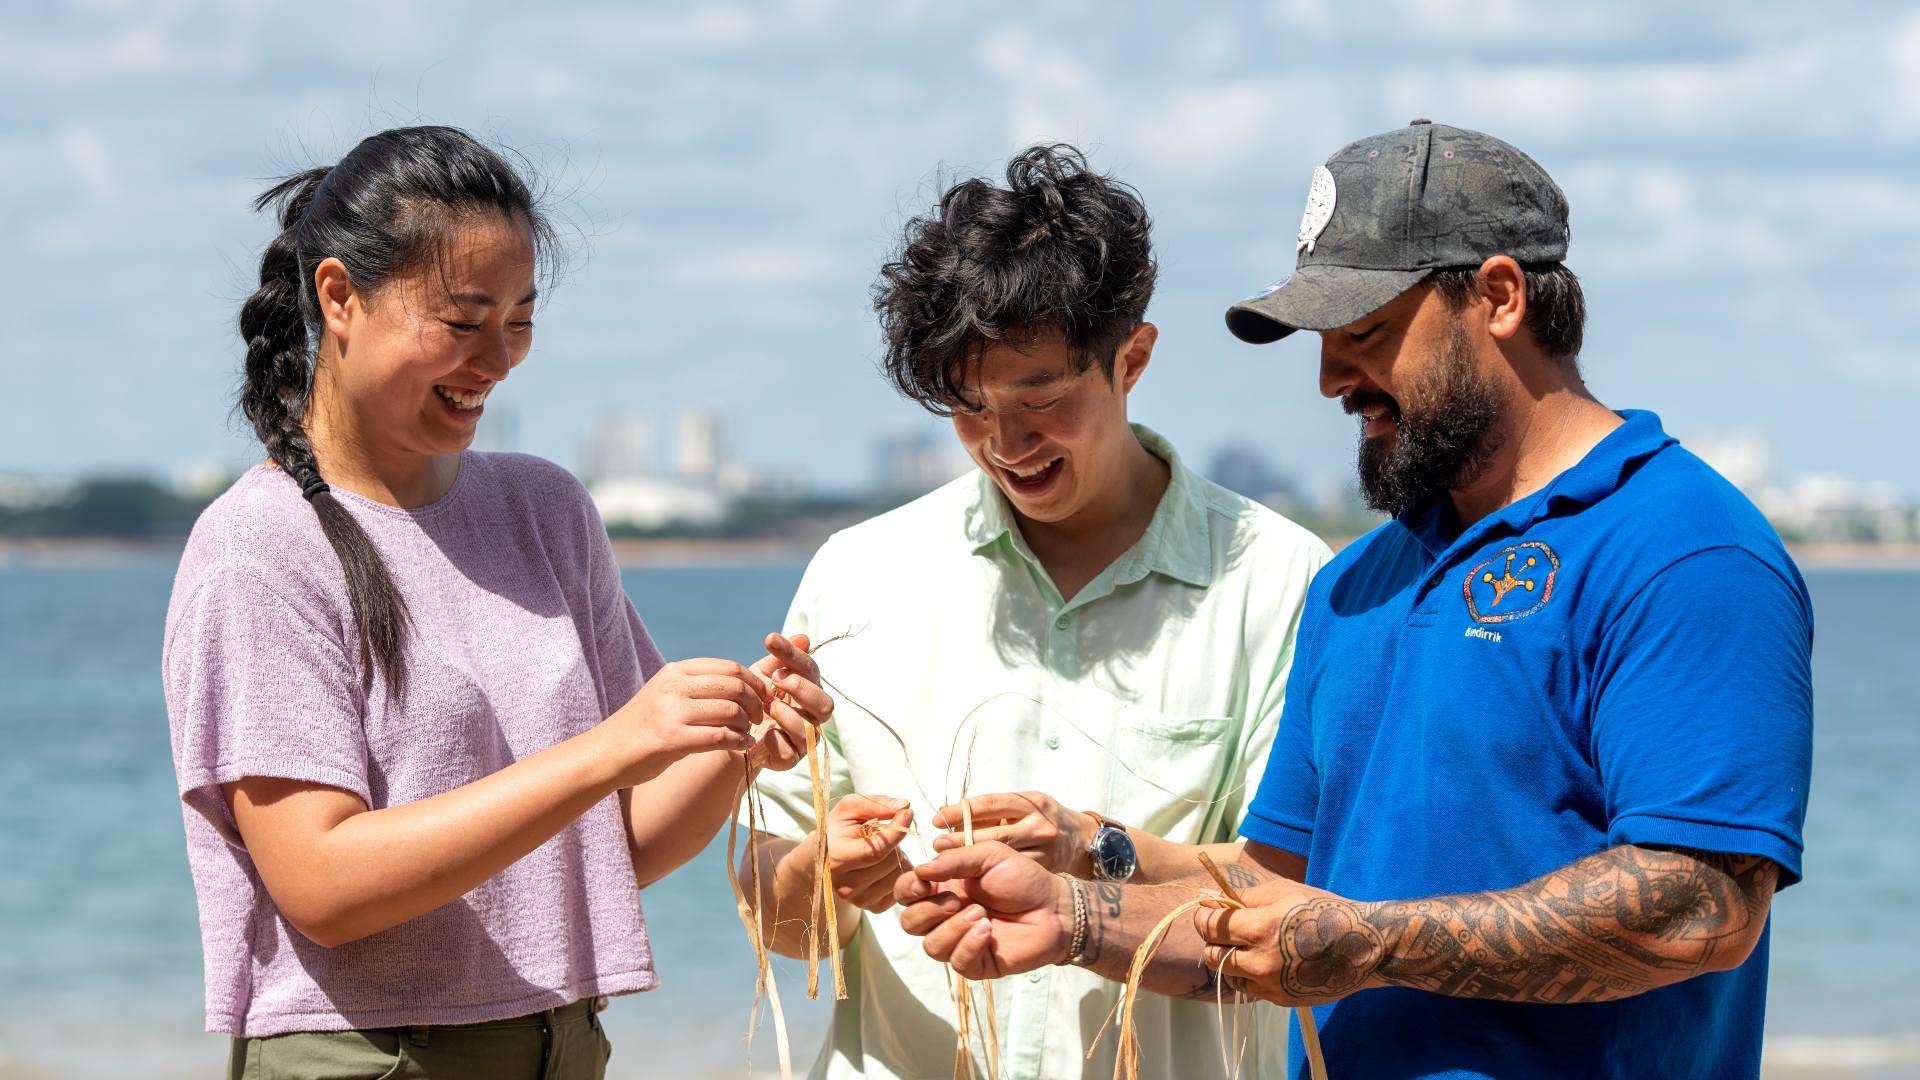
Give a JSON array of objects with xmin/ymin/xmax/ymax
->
[{"xmin": 235, "ymin": 127, "xmax": 553, "ymax": 697}]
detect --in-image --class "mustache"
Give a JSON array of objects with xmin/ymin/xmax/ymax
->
[{"xmin": 1342, "ymin": 390, "xmax": 1399, "ymax": 417}]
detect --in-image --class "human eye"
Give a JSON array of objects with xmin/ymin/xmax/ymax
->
[
  {"xmin": 441, "ymin": 319, "xmax": 481, "ymax": 333},
  {"xmin": 1350, "ymin": 321, "xmax": 1384, "ymax": 343}
]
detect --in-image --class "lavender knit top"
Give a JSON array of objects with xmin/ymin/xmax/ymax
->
[{"xmin": 162, "ymin": 452, "xmax": 664, "ymax": 1037}]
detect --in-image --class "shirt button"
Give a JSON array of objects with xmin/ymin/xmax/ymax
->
[
  {"xmin": 1054, "ymin": 615, "xmax": 1069, "ymax": 630},
  {"xmin": 1046, "ymin": 734, "xmax": 1061, "ymax": 750},
  {"xmin": 1028, "ymin": 971, "xmax": 1045, "ymax": 983}
]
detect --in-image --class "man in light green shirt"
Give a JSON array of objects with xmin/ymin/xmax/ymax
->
[{"xmin": 743, "ymin": 144, "xmax": 1328, "ymax": 1079}]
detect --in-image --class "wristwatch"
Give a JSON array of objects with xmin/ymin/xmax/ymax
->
[{"xmin": 1085, "ymin": 812, "xmax": 1138, "ymax": 883}]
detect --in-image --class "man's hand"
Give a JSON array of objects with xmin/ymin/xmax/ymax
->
[
  {"xmin": 809, "ymin": 794, "xmax": 915, "ymax": 913},
  {"xmin": 1194, "ymin": 876, "xmax": 1382, "ymax": 1007},
  {"xmin": 929, "ymin": 792, "xmax": 1097, "ymax": 875},
  {"xmin": 746, "ymin": 632, "xmax": 835, "ymax": 773},
  {"xmin": 894, "ymin": 840, "xmax": 1073, "ymax": 979}
]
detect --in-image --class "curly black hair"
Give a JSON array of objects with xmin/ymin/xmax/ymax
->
[{"xmin": 872, "ymin": 143, "xmax": 1157, "ymax": 415}]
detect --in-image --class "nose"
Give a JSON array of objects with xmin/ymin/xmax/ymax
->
[
  {"xmin": 472, "ymin": 327, "xmax": 515, "ymax": 383},
  {"xmin": 988, "ymin": 410, "xmax": 1041, "ymax": 462},
  {"xmin": 1317, "ymin": 335, "xmax": 1360, "ymax": 401}
]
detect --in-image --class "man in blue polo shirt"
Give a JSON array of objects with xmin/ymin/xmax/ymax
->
[{"xmin": 889, "ymin": 121, "xmax": 1814, "ymax": 1079}]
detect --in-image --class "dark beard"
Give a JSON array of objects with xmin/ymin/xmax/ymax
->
[{"xmin": 1354, "ymin": 322, "xmax": 1505, "ymax": 516}]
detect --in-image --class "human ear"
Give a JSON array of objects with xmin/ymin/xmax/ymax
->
[
  {"xmin": 1478, "ymin": 256, "xmax": 1526, "ymax": 342},
  {"xmin": 312, "ymin": 257, "xmax": 358, "ymax": 346},
  {"xmin": 1114, "ymin": 322, "xmax": 1158, "ymax": 394}
]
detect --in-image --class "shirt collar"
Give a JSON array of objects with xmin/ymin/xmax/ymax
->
[
  {"xmin": 963, "ymin": 423, "xmax": 1215, "ymax": 589},
  {"xmin": 1398, "ymin": 409, "xmax": 1676, "ymax": 557}
]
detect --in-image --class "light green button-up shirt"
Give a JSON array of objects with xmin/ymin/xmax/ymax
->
[{"xmin": 753, "ymin": 426, "xmax": 1330, "ymax": 1080}]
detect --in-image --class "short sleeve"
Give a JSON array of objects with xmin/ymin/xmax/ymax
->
[
  {"xmin": 1238, "ymin": 598, "xmax": 1322, "ymax": 856},
  {"xmin": 1592, "ymin": 546, "xmax": 1814, "ymax": 886},
  {"xmin": 749, "ymin": 543, "xmax": 854, "ymax": 841},
  {"xmin": 1219, "ymin": 541, "xmax": 1328, "ymax": 845},
  {"xmin": 585, "ymin": 507, "xmax": 666, "ymax": 712},
  {"xmin": 163, "ymin": 565, "xmax": 371, "ymax": 848}
]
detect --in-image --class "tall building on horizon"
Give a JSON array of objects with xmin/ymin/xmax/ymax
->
[{"xmin": 675, "ymin": 410, "xmax": 723, "ymax": 482}]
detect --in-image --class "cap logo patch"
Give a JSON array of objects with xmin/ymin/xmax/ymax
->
[{"xmin": 1297, "ymin": 165, "xmax": 1336, "ymax": 254}]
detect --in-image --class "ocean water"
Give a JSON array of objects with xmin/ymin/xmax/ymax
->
[{"xmin": 0, "ymin": 554, "xmax": 1914, "ymax": 1078}]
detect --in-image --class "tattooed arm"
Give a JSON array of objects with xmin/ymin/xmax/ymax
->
[{"xmin": 1196, "ymin": 845, "xmax": 1779, "ymax": 1006}]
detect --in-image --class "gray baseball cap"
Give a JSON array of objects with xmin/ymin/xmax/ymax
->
[{"xmin": 1225, "ymin": 119, "xmax": 1571, "ymax": 344}]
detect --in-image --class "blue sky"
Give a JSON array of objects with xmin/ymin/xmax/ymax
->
[{"xmin": 4, "ymin": 0, "xmax": 1916, "ymax": 495}]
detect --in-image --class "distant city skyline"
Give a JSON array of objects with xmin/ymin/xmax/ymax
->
[{"xmin": 4, "ymin": 3, "xmax": 1917, "ymax": 497}]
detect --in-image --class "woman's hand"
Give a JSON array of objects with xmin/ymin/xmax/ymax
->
[
  {"xmin": 798, "ymin": 794, "xmax": 915, "ymax": 914},
  {"xmin": 746, "ymin": 632, "xmax": 836, "ymax": 773},
  {"xmin": 601, "ymin": 658, "xmax": 773, "ymax": 787},
  {"xmin": 930, "ymin": 791, "xmax": 1097, "ymax": 876}
]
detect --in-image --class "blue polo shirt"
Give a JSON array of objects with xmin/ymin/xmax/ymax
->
[{"xmin": 1241, "ymin": 411, "xmax": 1813, "ymax": 1079}]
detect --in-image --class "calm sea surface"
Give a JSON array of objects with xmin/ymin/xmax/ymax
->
[{"xmin": 1, "ymin": 554, "xmax": 1914, "ymax": 1078}]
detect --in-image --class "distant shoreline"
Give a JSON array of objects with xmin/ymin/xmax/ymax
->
[{"xmin": 7, "ymin": 535, "xmax": 1920, "ymax": 572}]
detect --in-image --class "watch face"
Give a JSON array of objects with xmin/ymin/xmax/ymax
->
[{"xmin": 1092, "ymin": 826, "xmax": 1137, "ymax": 882}]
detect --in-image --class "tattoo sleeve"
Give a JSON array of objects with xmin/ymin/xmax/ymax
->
[{"xmin": 1281, "ymin": 845, "xmax": 1778, "ymax": 1004}]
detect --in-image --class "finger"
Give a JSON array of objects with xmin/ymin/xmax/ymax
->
[
  {"xmin": 947, "ymin": 916, "xmax": 997, "ymax": 979},
  {"xmin": 774, "ymin": 671, "xmax": 835, "ymax": 723},
  {"xmin": 896, "ymin": 892, "xmax": 967, "ymax": 936},
  {"xmin": 763, "ymin": 696, "xmax": 812, "ymax": 748},
  {"xmin": 764, "ymin": 633, "xmax": 820, "ymax": 680},
  {"xmin": 895, "ymin": 869, "xmax": 938, "ymax": 906},
  {"xmin": 686, "ymin": 676, "xmax": 766, "ymax": 726},
  {"xmin": 749, "ymin": 724, "xmax": 803, "ymax": 771},
  {"xmin": 930, "ymin": 823, "xmax": 1026, "ymax": 852},
  {"xmin": 1204, "ymin": 945, "xmax": 1285, "ymax": 1003},
  {"xmin": 688, "ymin": 723, "xmax": 755, "ymax": 753},
  {"xmin": 932, "ymin": 792, "xmax": 1041, "ymax": 829},
  {"xmin": 920, "ymin": 903, "xmax": 988, "ymax": 964},
  {"xmin": 681, "ymin": 697, "xmax": 752, "ymax": 733},
  {"xmin": 833, "ymin": 857, "xmax": 902, "ymax": 897},
  {"xmin": 830, "ymin": 794, "xmax": 911, "ymax": 826},
  {"xmin": 848, "ymin": 875, "xmax": 900, "ymax": 914},
  {"xmin": 1194, "ymin": 903, "xmax": 1268, "ymax": 948},
  {"xmin": 912, "ymin": 841, "xmax": 1015, "ymax": 884},
  {"xmin": 679, "ymin": 659, "xmax": 774, "ymax": 703}
]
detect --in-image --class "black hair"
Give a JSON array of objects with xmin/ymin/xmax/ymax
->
[
  {"xmin": 236, "ymin": 125, "xmax": 554, "ymax": 697},
  {"xmin": 872, "ymin": 143, "xmax": 1157, "ymax": 415},
  {"xmin": 1428, "ymin": 261, "xmax": 1586, "ymax": 366}
]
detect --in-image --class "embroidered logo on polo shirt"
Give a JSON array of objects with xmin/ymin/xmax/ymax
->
[{"xmin": 1463, "ymin": 541, "xmax": 1560, "ymax": 624}]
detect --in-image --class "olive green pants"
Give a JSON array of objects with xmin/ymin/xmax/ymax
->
[{"xmin": 227, "ymin": 997, "xmax": 611, "ymax": 1079}]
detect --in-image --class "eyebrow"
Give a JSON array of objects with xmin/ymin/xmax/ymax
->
[
  {"xmin": 1009, "ymin": 370, "xmax": 1065, "ymax": 389},
  {"xmin": 451, "ymin": 289, "xmax": 539, "ymax": 307}
]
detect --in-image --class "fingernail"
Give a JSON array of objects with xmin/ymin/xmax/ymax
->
[{"xmin": 965, "ymin": 906, "xmax": 985, "ymax": 921}]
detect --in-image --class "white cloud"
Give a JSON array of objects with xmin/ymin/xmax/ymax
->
[
  {"xmin": 662, "ymin": 242, "xmax": 843, "ymax": 288},
  {"xmin": 57, "ymin": 127, "xmax": 119, "ymax": 203},
  {"xmin": 1891, "ymin": 12, "xmax": 1920, "ymax": 131}
]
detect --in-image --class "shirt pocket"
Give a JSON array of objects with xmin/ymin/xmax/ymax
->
[{"xmin": 1102, "ymin": 707, "xmax": 1237, "ymax": 838}]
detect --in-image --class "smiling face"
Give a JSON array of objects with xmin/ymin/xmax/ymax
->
[
  {"xmin": 312, "ymin": 212, "xmax": 538, "ymax": 464},
  {"xmin": 1317, "ymin": 283, "xmax": 1508, "ymax": 515},
  {"xmin": 949, "ymin": 324, "xmax": 1153, "ymax": 527}
]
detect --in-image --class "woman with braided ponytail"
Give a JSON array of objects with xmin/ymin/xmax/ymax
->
[{"xmin": 162, "ymin": 126, "xmax": 834, "ymax": 1079}]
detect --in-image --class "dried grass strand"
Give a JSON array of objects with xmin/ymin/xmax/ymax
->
[
  {"xmin": 725, "ymin": 763, "xmax": 794, "ymax": 1080},
  {"xmin": 1197, "ymin": 852, "xmax": 1326, "ymax": 1080}
]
